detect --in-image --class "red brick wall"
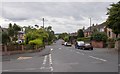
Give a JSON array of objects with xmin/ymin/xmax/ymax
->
[{"xmin": 91, "ymin": 41, "xmax": 104, "ymax": 48}]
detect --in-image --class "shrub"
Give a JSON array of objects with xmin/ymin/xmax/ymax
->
[
  {"xmin": 29, "ymin": 38, "xmax": 43, "ymax": 46},
  {"xmin": 77, "ymin": 37, "xmax": 90, "ymax": 42},
  {"xmin": 116, "ymin": 38, "xmax": 120, "ymax": 41},
  {"xmin": 64, "ymin": 36, "xmax": 69, "ymax": 42},
  {"xmin": 91, "ymin": 32, "xmax": 108, "ymax": 42}
]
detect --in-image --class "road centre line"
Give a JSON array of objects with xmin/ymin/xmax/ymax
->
[
  {"xmin": 43, "ymin": 55, "xmax": 48, "ymax": 65},
  {"xmin": 49, "ymin": 54, "xmax": 52, "ymax": 65},
  {"xmin": 89, "ymin": 56, "xmax": 107, "ymax": 62}
]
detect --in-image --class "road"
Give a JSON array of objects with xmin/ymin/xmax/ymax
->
[{"xmin": 2, "ymin": 39, "xmax": 118, "ymax": 72}]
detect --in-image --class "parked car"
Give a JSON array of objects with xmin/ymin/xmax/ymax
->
[
  {"xmin": 75, "ymin": 41, "xmax": 93, "ymax": 50},
  {"xmin": 61, "ymin": 41, "xmax": 65, "ymax": 45},
  {"xmin": 64, "ymin": 42, "xmax": 72, "ymax": 46},
  {"xmin": 75, "ymin": 41, "xmax": 85, "ymax": 49},
  {"xmin": 84, "ymin": 43, "xmax": 93, "ymax": 50}
]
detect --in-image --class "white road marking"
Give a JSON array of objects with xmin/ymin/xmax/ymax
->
[
  {"xmin": 49, "ymin": 54, "xmax": 53, "ymax": 71},
  {"xmin": 76, "ymin": 52, "xmax": 85, "ymax": 55},
  {"xmin": 51, "ymin": 48, "xmax": 53, "ymax": 51},
  {"xmin": 89, "ymin": 56, "xmax": 107, "ymax": 62},
  {"xmin": 17, "ymin": 57, "xmax": 32, "ymax": 60},
  {"xmin": 2, "ymin": 68, "xmax": 39, "ymax": 72},
  {"xmin": 118, "ymin": 64, "xmax": 120, "ymax": 66},
  {"xmin": 50, "ymin": 67, "xmax": 53, "ymax": 71},
  {"xmin": 59, "ymin": 48, "xmax": 61, "ymax": 49},
  {"xmin": 49, "ymin": 54, "xmax": 52, "ymax": 65},
  {"xmin": 83, "ymin": 51, "xmax": 92, "ymax": 52},
  {"xmin": 43, "ymin": 55, "xmax": 48, "ymax": 65}
]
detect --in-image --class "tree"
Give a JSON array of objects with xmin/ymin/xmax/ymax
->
[
  {"xmin": 8, "ymin": 23, "xmax": 14, "ymax": 41},
  {"xmin": 2, "ymin": 31, "xmax": 10, "ymax": 53},
  {"xmin": 13, "ymin": 23, "xmax": 21, "ymax": 37},
  {"xmin": 8, "ymin": 23, "xmax": 21, "ymax": 42},
  {"xmin": 77, "ymin": 29, "xmax": 84, "ymax": 38},
  {"xmin": 106, "ymin": 1, "xmax": 120, "ymax": 37}
]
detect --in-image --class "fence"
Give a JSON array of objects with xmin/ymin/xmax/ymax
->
[{"xmin": 2, "ymin": 44, "xmax": 42, "ymax": 52}]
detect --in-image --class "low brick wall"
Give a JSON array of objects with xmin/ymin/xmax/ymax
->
[{"xmin": 91, "ymin": 41, "xmax": 104, "ymax": 48}]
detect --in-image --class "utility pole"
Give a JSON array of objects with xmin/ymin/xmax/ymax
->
[
  {"xmin": 90, "ymin": 18, "xmax": 92, "ymax": 33},
  {"xmin": 42, "ymin": 18, "xmax": 45, "ymax": 48},
  {"xmin": 43, "ymin": 18, "xmax": 44, "ymax": 28}
]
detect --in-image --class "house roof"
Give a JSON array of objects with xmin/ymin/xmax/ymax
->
[{"xmin": 84, "ymin": 22, "xmax": 106, "ymax": 32}]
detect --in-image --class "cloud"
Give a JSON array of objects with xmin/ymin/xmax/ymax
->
[{"xmin": 1, "ymin": 2, "xmax": 113, "ymax": 33}]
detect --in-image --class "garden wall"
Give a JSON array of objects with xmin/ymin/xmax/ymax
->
[{"xmin": 91, "ymin": 41, "xmax": 104, "ymax": 48}]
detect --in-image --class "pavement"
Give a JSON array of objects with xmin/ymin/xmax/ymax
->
[{"xmin": 1, "ymin": 39, "xmax": 119, "ymax": 72}]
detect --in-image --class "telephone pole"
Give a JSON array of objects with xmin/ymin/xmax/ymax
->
[
  {"xmin": 90, "ymin": 18, "xmax": 91, "ymax": 32},
  {"xmin": 43, "ymin": 18, "xmax": 44, "ymax": 28}
]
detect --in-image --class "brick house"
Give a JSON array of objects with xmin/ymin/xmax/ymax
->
[{"xmin": 84, "ymin": 23, "xmax": 106, "ymax": 37}]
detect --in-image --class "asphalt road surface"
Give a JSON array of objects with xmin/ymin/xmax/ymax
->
[{"xmin": 2, "ymin": 39, "xmax": 118, "ymax": 72}]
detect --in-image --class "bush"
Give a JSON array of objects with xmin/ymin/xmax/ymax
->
[
  {"xmin": 108, "ymin": 38, "xmax": 115, "ymax": 42},
  {"xmin": 107, "ymin": 38, "xmax": 115, "ymax": 48},
  {"xmin": 116, "ymin": 38, "xmax": 120, "ymax": 41},
  {"xmin": 29, "ymin": 38, "xmax": 43, "ymax": 46},
  {"xmin": 77, "ymin": 37, "xmax": 90, "ymax": 42},
  {"xmin": 91, "ymin": 32, "xmax": 108, "ymax": 42}
]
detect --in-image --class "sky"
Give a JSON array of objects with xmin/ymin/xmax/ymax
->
[{"xmin": 0, "ymin": 2, "xmax": 117, "ymax": 33}]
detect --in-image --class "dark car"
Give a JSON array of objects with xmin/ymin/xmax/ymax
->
[{"xmin": 84, "ymin": 43, "xmax": 93, "ymax": 50}]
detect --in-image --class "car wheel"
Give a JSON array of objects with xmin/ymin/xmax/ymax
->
[{"xmin": 90, "ymin": 48, "xmax": 93, "ymax": 50}]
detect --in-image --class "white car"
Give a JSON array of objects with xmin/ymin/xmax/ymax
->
[
  {"xmin": 64, "ymin": 42, "xmax": 72, "ymax": 46},
  {"xmin": 64, "ymin": 42, "xmax": 67, "ymax": 46},
  {"xmin": 75, "ymin": 41, "xmax": 85, "ymax": 49}
]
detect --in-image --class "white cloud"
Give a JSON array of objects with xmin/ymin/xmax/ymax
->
[{"xmin": 0, "ymin": 2, "xmax": 114, "ymax": 33}]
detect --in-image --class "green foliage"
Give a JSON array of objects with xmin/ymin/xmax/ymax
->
[
  {"xmin": 77, "ymin": 37, "xmax": 90, "ymax": 42},
  {"xmin": 91, "ymin": 32, "xmax": 108, "ymax": 42},
  {"xmin": 29, "ymin": 38, "xmax": 43, "ymax": 45},
  {"xmin": 2, "ymin": 31, "xmax": 10, "ymax": 45},
  {"xmin": 64, "ymin": 36, "xmax": 69, "ymax": 42},
  {"xmin": 58, "ymin": 33, "xmax": 69, "ymax": 39},
  {"xmin": 106, "ymin": 1, "xmax": 120, "ymax": 37},
  {"xmin": 77, "ymin": 29, "xmax": 84, "ymax": 38},
  {"xmin": 25, "ymin": 26, "xmax": 55, "ymax": 45},
  {"xmin": 8, "ymin": 23, "xmax": 21, "ymax": 42},
  {"xmin": 116, "ymin": 38, "xmax": 120, "ymax": 41},
  {"xmin": 108, "ymin": 38, "xmax": 115, "ymax": 42}
]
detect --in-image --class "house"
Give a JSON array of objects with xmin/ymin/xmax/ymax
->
[
  {"xmin": 84, "ymin": 23, "xmax": 106, "ymax": 37},
  {"xmin": 84, "ymin": 22, "xmax": 120, "ymax": 39},
  {"xmin": 17, "ymin": 31, "xmax": 25, "ymax": 43}
]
